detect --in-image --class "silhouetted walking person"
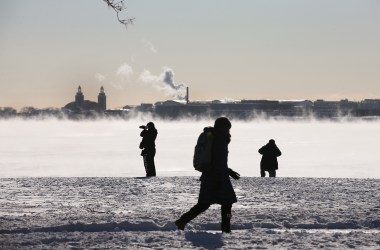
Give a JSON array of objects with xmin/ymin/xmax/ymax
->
[
  {"xmin": 139, "ymin": 122, "xmax": 157, "ymax": 177},
  {"xmin": 259, "ymin": 139, "xmax": 281, "ymax": 177},
  {"xmin": 175, "ymin": 117, "xmax": 240, "ymax": 233}
]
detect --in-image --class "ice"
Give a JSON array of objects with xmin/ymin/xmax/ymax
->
[{"xmin": 0, "ymin": 119, "xmax": 380, "ymax": 178}]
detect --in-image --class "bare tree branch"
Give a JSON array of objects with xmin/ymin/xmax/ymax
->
[{"xmin": 103, "ymin": 0, "xmax": 135, "ymax": 28}]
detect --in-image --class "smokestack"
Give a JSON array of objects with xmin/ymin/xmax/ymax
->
[{"xmin": 186, "ymin": 87, "xmax": 189, "ymax": 104}]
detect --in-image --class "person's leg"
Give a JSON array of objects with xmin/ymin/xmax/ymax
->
[
  {"xmin": 260, "ymin": 169, "xmax": 266, "ymax": 177},
  {"xmin": 269, "ymin": 170, "xmax": 276, "ymax": 177},
  {"xmin": 221, "ymin": 204, "xmax": 232, "ymax": 233},
  {"xmin": 175, "ymin": 203, "xmax": 210, "ymax": 230},
  {"xmin": 146, "ymin": 150, "xmax": 156, "ymax": 176},
  {"xmin": 147, "ymin": 155, "xmax": 156, "ymax": 176},
  {"xmin": 142, "ymin": 154, "xmax": 149, "ymax": 176}
]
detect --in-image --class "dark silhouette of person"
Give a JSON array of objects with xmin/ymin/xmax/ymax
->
[
  {"xmin": 258, "ymin": 139, "xmax": 282, "ymax": 177},
  {"xmin": 139, "ymin": 122, "xmax": 157, "ymax": 177},
  {"xmin": 175, "ymin": 117, "xmax": 240, "ymax": 233}
]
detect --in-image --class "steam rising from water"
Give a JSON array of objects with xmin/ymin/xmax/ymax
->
[{"xmin": 0, "ymin": 119, "xmax": 379, "ymax": 178}]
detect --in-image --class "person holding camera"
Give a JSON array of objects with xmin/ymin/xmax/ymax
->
[{"xmin": 139, "ymin": 122, "xmax": 158, "ymax": 177}]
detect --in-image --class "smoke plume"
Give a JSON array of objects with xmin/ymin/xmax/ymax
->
[
  {"xmin": 142, "ymin": 39, "xmax": 158, "ymax": 54},
  {"xmin": 95, "ymin": 73, "xmax": 106, "ymax": 82},
  {"xmin": 116, "ymin": 64, "xmax": 134, "ymax": 78},
  {"xmin": 139, "ymin": 67, "xmax": 187, "ymax": 100}
]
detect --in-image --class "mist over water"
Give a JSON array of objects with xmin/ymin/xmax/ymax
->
[{"xmin": 0, "ymin": 119, "xmax": 379, "ymax": 178}]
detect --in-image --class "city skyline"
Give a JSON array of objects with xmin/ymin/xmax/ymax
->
[{"xmin": 1, "ymin": 0, "xmax": 380, "ymax": 110}]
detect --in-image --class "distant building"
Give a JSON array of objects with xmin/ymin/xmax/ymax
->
[
  {"xmin": 360, "ymin": 99, "xmax": 380, "ymax": 110},
  {"xmin": 357, "ymin": 99, "xmax": 380, "ymax": 116},
  {"xmin": 75, "ymin": 86, "xmax": 84, "ymax": 109},
  {"xmin": 133, "ymin": 97, "xmax": 380, "ymax": 119},
  {"xmin": 98, "ymin": 86, "xmax": 107, "ymax": 111},
  {"xmin": 64, "ymin": 86, "xmax": 107, "ymax": 112},
  {"xmin": 135, "ymin": 103, "xmax": 154, "ymax": 112}
]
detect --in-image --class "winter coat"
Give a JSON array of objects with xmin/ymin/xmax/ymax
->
[
  {"xmin": 259, "ymin": 143, "xmax": 282, "ymax": 171},
  {"xmin": 198, "ymin": 128, "xmax": 237, "ymax": 205},
  {"xmin": 140, "ymin": 128, "xmax": 157, "ymax": 155}
]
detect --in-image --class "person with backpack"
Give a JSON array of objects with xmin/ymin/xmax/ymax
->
[
  {"xmin": 258, "ymin": 139, "xmax": 282, "ymax": 177},
  {"xmin": 139, "ymin": 122, "xmax": 157, "ymax": 177},
  {"xmin": 175, "ymin": 117, "xmax": 240, "ymax": 233}
]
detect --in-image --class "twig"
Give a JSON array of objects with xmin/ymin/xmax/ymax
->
[{"xmin": 103, "ymin": 0, "xmax": 135, "ymax": 28}]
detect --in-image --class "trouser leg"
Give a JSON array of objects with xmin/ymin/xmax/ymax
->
[
  {"xmin": 142, "ymin": 155, "xmax": 149, "ymax": 176},
  {"xmin": 221, "ymin": 204, "xmax": 232, "ymax": 233},
  {"xmin": 146, "ymin": 154, "xmax": 156, "ymax": 176},
  {"xmin": 176, "ymin": 203, "xmax": 210, "ymax": 229},
  {"xmin": 269, "ymin": 170, "xmax": 276, "ymax": 177},
  {"xmin": 144, "ymin": 149, "xmax": 156, "ymax": 177},
  {"xmin": 260, "ymin": 169, "xmax": 266, "ymax": 177}
]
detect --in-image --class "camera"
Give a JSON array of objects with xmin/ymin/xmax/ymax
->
[{"xmin": 139, "ymin": 125, "xmax": 146, "ymax": 129}]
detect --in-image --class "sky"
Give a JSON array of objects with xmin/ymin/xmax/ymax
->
[{"xmin": 0, "ymin": 0, "xmax": 379, "ymax": 110}]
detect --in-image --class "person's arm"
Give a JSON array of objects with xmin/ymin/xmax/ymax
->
[
  {"xmin": 228, "ymin": 168, "xmax": 240, "ymax": 180},
  {"xmin": 276, "ymin": 146, "xmax": 282, "ymax": 157},
  {"xmin": 145, "ymin": 129, "xmax": 157, "ymax": 142},
  {"xmin": 258, "ymin": 146, "xmax": 265, "ymax": 155}
]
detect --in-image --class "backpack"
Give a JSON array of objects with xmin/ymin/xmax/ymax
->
[{"xmin": 193, "ymin": 127, "xmax": 214, "ymax": 172}]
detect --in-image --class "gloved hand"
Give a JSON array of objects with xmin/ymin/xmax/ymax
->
[{"xmin": 228, "ymin": 168, "xmax": 240, "ymax": 180}]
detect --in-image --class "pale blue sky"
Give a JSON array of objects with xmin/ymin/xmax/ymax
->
[{"xmin": 1, "ymin": 0, "xmax": 379, "ymax": 109}]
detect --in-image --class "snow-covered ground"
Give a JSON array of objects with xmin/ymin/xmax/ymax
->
[
  {"xmin": 1, "ymin": 119, "xmax": 380, "ymax": 178},
  {"xmin": 1, "ymin": 119, "xmax": 379, "ymax": 248},
  {"xmin": 0, "ymin": 177, "xmax": 379, "ymax": 249}
]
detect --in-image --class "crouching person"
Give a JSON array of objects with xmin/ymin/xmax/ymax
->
[{"xmin": 175, "ymin": 117, "xmax": 240, "ymax": 233}]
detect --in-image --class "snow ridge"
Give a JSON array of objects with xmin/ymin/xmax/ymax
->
[
  {"xmin": 0, "ymin": 220, "xmax": 176, "ymax": 234},
  {"xmin": 1, "ymin": 219, "xmax": 380, "ymax": 234}
]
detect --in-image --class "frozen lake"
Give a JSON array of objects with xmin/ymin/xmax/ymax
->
[{"xmin": 0, "ymin": 119, "xmax": 379, "ymax": 178}]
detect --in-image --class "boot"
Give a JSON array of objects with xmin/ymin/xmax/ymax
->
[
  {"xmin": 175, "ymin": 218, "xmax": 186, "ymax": 230},
  {"xmin": 221, "ymin": 204, "xmax": 232, "ymax": 233},
  {"xmin": 221, "ymin": 213, "xmax": 231, "ymax": 233},
  {"xmin": 175, "ymin": 203, "xmax": 210, "ymax": 231}
]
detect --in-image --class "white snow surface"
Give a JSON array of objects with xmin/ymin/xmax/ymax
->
[
  {"xmin": 1, "ymin": 119, "xmax": 380, "ymax": 178},
  {"xmin": 0, "ymin": 177, "xmax": 379, "ymax": 249},
  {"xmin": 1, "ymin": 119, "xmax": 379, "ymax": 248}
]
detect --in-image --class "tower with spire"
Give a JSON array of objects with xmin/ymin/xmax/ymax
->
[
  {"xmin": 98, "ymin": 86, "xmax": 107, "ymax": 111},
  {"xmin": 75, "ymin": 85, "xmax": 84, "ymax": 110}
]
